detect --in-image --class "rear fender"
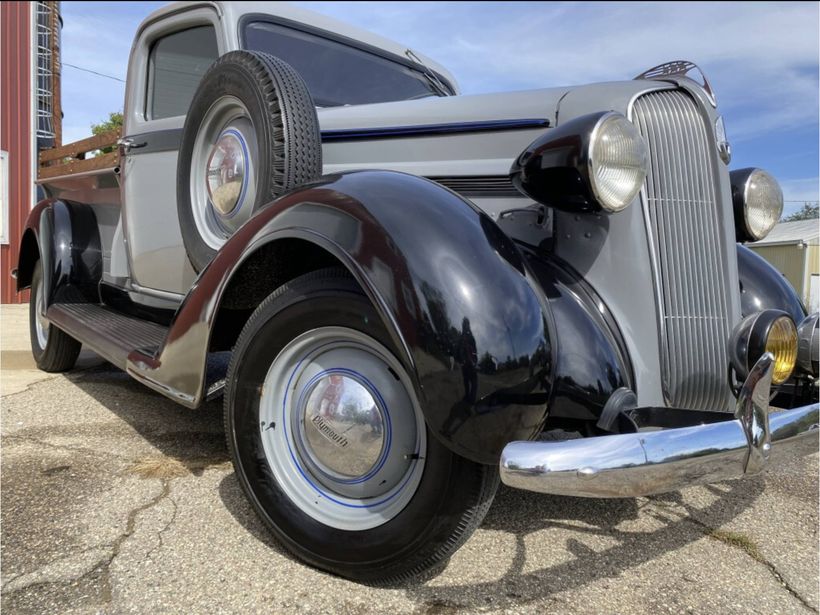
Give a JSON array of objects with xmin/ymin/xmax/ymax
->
[{"xmin": 17, "ymin": 198, "xmax": 102, "ymax": 305}]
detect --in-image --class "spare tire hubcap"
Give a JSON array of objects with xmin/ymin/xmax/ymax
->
[{"xmin": 207, "ymin": 129, "xmax": 247, "ymax": 216}]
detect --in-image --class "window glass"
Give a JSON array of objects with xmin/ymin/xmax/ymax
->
[
  {"xmin": 148, "ymin": 26, "xmax": 219, "ymax": 119},
  {"xmin": 244, "ymin": 22, "xmax": 446, "ymax": 107}
]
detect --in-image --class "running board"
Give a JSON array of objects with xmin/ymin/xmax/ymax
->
[
  {"xmin": 47, "ymin": 302, "xmax": 230, "ymax": 404},
  {"xmin": 48, "ymin": 302, "xmax": 167, "ymax": 370}
]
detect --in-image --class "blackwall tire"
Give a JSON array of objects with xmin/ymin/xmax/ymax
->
[
  {"xmin": 177, "ymin": 51, "xmax": 322, "ymax": 272},
  {"xmin": 224, "ymin": 268, "xmax": 499, "ymax": 584},
  {"xmin": 29, "ymin": 260, "xmax": 81, "ymax": 372}
]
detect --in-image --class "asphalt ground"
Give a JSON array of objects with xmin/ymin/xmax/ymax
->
[{"xmin": 1, "ymin": 304, "xmax": 818, "ymax": 614}]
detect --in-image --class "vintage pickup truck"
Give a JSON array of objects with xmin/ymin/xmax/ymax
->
[{"xmin": 16, "ymin": 1, "xmax": 819, "ymax": 583}]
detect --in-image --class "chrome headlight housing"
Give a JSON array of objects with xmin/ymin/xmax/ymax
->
[
  {"xmin": 797, "ymin": 313, "xmax": 819, "ymax": 376},
  {"xmin": 510, "ymin": 111, "xmax": 648, "ymax": 214},
  {"xmin": 588, "ymin": 113, "xmax": 649, "ymax": 212},
  {"xmin": 730, "ymin": 168, "xmax": 783, "ymax": 241}
]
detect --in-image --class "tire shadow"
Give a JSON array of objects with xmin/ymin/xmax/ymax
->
[
  {"xmin": 401, "ymin": 480, "xmax": 762, "ymax": 608},
  {"xmin": 63, "ymin": 363, "xmax": 229, "ymax": 472},
  {"xmin": 63, "ymin": 361, "xmax": 763, "ymax": 605}
]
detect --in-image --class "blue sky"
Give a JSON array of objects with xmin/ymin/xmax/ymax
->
[{"xmin": 60, "ymin": 1, "xmax": 819, "ymax": 214}]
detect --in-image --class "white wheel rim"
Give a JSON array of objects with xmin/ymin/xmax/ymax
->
[
  {"xmin": 35, "ymin": 273, "xmax": 49, "ymax": 348},
  {"xmin": 259, "ymin": 327, "xmax": 427, "ymax": 531}
]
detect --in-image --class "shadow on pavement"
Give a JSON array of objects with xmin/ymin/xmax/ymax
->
[
  {"xmin": 400, "ymin": 481, "xmax": 761, "ymax": 608},
  {"xmin": 65, "ymin": 361, "xmax": 762, "ymax": 604},
  {"xmin": 65, "ymin": 364, "xmax": 229, "ymax": 472}
]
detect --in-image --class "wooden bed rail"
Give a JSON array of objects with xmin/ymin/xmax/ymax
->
[{"xmin": 38, "ymin": 128, "xmax": 122, "ymax": 180}]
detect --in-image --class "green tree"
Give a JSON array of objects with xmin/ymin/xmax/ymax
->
[
  {"xmin": 90, "ymin": 112, "xmax": 123, "ymax": 154},
  {"xmin": 91, "ymin": 111, "xmax": 123, "ymax": 135},
  {"xmin": 782, "ymin": 202, "xmax": 819, "ymax": 222}
]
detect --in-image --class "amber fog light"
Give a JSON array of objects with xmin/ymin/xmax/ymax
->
[
  {"xmin": 766, "ymin": 316, "xmax": 798, "ymax": 384},
  {"xmin": 730, "ymin": 310, "xmax": 798, "ymax": 385}
]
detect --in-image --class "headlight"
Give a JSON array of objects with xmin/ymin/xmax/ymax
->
[
  {"xmin": 730, "ymin": 168, "xmax": 783, "ymax": 241},
  {"xmin": 589, "ymin": 113, "xmax": 649, "ymax": 212},
  {"xmin": 510, "ymin": 111, "xmax": 648, "ymax": 214},
  {"xmin": 730, "ymin": 310, "xmax": 798, "ymax": 385}
]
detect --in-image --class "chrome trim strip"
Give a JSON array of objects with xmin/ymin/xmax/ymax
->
[
  {"xmin": 128, "ymin": 121, "xmax": 552, "ymax": 150},
  {"xmin": 129, "ymin": 282, "xmax": 185, "ymax": 303},
  {"xmin": 499, "ymin": 354, "xmax": 819, "ymax": 498},
  {"xmin": 320, "ymin": 118, "xmax": 550, "ymax": 142}
]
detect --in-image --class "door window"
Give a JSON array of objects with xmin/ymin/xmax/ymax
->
[{"xmin": 147, "ymin": 26, "xmax": 219, "ymax": 120}]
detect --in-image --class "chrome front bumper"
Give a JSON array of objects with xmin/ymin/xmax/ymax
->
[{"xmin": 500, "ymin": 353, "xmax": 819, "ymax": 498}]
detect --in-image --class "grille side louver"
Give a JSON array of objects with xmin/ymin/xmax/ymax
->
[{"xmin": 428, "ymin": 176, "xmax": 520, "ymax": 198}]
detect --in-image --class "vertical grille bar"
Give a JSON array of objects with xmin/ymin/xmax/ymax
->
[{"xmin": 633, "ymin": 90, "xmax": 732, "ymax": 411}]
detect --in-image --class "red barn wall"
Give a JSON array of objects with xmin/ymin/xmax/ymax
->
[{"xmin": 1, "ymin": 1, "xmax": 32, "ymax": 304}]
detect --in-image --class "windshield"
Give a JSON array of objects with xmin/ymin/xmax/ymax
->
[{"xmin": 243, "ymin": 21, "xmax": 450, "ymax": 107}]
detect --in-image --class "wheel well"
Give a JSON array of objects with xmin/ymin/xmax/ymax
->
[
  {"xmin": 209, "ymin": 238, "xmax": 344, "ymax": 352},
  {"xmin": 16, "ymin": 229, "xmax": 40, "ymax": 290}
]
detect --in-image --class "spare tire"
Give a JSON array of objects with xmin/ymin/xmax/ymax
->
[{"xmin": 177, "ymin": 51, "xmax": 322, "ymax": 272}]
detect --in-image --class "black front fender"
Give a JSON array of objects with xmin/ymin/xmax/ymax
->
[
  {"xmin": 737, "ymin": 243, "xmax": 806, "ymax": 322},
  {"xmin": 130, "ymin": 171, "xmax": 555, "ymax": 464},
  {"xmin": 523, "ymin": 251, "xmax": 633, "ymax": 424}
]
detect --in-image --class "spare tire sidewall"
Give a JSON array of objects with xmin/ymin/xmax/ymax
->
[{"xmin": 177, "ymin": 52, "xmax": 320, "ymax": 272}]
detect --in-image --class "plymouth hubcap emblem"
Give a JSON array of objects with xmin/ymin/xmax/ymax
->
[{"xmin": 301, "ymin": 372, "xmax": 386, "ymax": 479}]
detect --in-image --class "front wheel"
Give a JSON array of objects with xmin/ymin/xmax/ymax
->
[{"xmin": 224, "ymin": 268, "xmax": 499, "ymax": 583}]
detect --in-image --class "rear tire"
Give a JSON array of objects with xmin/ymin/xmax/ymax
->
[
  {"xmin": 29, "ymin": 260, "xmax": 81, "ymax": 372},
  {"xmin": 224, "ymin": 268, "xmax": 499, "ymax": 583}
]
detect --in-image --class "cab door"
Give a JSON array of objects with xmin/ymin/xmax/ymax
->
[{"xmin": 120, "ymin": 9, "xmax": 223, "ymax": 298}]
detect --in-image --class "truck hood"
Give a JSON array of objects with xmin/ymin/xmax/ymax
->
[
  {"xmin": 317, "ymin": 80, "xmax": 678, "ymax": 179},
  {"xmin": 317, "ymin": 87, "xmax": 570, "ymax": 133},
  {"xmin": 317, "ymin": 87, "xmax": 572, "ymax": 178}
]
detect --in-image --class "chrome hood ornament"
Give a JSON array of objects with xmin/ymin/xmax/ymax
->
[{"xmin": 635, "ymin": 60, "xmax": 717, "ymax": 107}]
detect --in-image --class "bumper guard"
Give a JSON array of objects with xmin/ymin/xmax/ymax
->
[{"xmin": 500, "ymin": 353, "xmax": 819, "ymax": 498}]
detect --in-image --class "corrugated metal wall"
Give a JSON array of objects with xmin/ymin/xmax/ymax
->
[
  {"xmin": 806, "ymin": 245, "xmax": 819, "ymax": 309},
  {"xmin": 1, "ymin": 1, "xmax": 32, "ymax": 304},
  {"xmin": 750, "ymin": 244, "xmax": 806, "ymax": 302},
  {"xmin": 807, "ymin": 245, "xmax": 820, "ymax": 276}
]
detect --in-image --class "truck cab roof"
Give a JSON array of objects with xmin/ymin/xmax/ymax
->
[{"xmin": 137, "ymin": 1, "xmax": 460, "ymax": 93}]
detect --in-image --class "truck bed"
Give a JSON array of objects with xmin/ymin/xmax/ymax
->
[{"xmin": 38, "ymin": 128, "xmax": 121, "ymax": 181}]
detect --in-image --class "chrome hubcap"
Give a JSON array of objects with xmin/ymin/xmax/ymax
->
[
  {"xmin": 190, "ymin": 96, "xmax": 257, "ymax": 250},
  {"xmin": 206, "ymin": 130, "xmax": 247, "ymax": 216},
  {"xmin": 259, "ymin": 327, "xmax": 426, "ymax": 530},
  {"xmin": 35, "ymin": 274, "xmax": 49, "ymax": 348},
  {"xmin": 300, "ymin": 372, "xmax": 387, "ymax": 480}
]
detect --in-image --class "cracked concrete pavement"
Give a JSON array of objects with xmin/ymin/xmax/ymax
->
[{"xmin": 1, "ymin": 304, "xmax": 818, "ymax": 614}]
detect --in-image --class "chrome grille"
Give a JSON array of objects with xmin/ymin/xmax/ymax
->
[{"xmin": 632, "ymin": 89, "xmax": 732, "ymax": 411}]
